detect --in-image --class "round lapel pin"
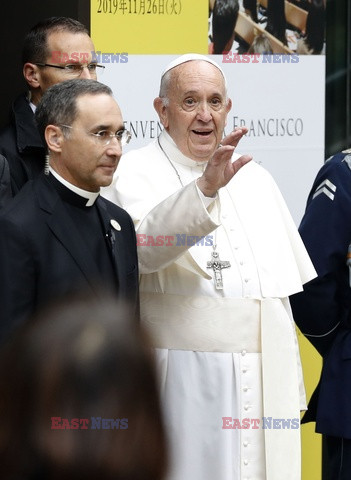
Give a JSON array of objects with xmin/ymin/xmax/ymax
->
[{"xmin": 110, "ymin": 219, "xmax": 121, "ymax": 231}]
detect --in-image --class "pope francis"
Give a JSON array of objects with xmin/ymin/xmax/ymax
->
[{"xmin": 103, "ymin": 54, "xmax": 316, "ymax": 480}]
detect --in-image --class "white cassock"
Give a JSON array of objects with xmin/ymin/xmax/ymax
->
[{"xmin": 102, "ymin": 130, "xmax": 316, "ymax": 480}]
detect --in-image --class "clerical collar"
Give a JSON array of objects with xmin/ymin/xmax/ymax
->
[
  {"xmin": 158, "ymin": 130, "xmax": 207, "ymax": 169},
  {"xmin": 49, "ymin": 167, "xmax": 100, "ymax": 206},
  {"xmin": 26, "ymin": 91, "xmax": 36, "ymax": 113}
]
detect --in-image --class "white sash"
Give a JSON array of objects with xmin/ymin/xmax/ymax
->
[{"xmin": 141, "ymin": 292, "xmax": 302, "ymax": 480}]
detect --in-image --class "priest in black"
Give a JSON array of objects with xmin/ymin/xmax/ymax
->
[{"xmin": 0, "ymin": 79, "xmax": 138, "ymax": 342}]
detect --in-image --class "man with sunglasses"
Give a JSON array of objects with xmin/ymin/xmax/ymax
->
[
  {"xmin": 0, "ymin": 17, "xmax": 104, "ymax": 201},
  {"xmin": 0, "ymin": 79, "xmax": 137, "ymax": 341}
]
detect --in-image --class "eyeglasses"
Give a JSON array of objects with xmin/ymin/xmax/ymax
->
[
  {"xmin": 35, "ymin": 63, "xmax": 105, "ymax": 76},
  {"xmin": 59, "ymin": 125, "xmax": 132, "ymax": 147}
]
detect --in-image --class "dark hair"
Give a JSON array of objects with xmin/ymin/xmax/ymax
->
[
  {"xmin": 243, "ymin": 0, "xmax": 258, "ymax": 23},
  {"xmin": 266, "ymin": 0, "xmax": 287, "ymax": 45},
  {"xmin": 305, "ymin": 0, "xmax": 325, "ymax": 54},
  {"xmin": 212, "ymin": 0, "xmax": 239, "ymax": 54},
  {"xmin": 35, "ymin": 79, "xmax": 113, "ymax": 142},
  {"xmin": 22, "ymin": 16, "xmax": 89, "ymax": 65},
  {"xmin": 0, "ymin": 294, "xmax": 167, "ymax": 480}
]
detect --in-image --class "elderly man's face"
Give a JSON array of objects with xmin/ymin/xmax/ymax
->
[
  {"xmin": 50, "ymin": 93, "xmax": 123, "ymax": 192},
  {"xmin": 156, "ymin": 60, "xmax": 232, "ymax": 163}
]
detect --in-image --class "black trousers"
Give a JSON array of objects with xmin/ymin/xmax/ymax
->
[{"xmin": 325, "ymin": 436, "xmax": 351, "ymax": 480}]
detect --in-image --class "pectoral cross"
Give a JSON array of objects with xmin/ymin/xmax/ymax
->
[{"xmin": 207, "ymin": 245, "xmax": 231, "ymax": 290}]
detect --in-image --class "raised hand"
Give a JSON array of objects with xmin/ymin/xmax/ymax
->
[{"xmin": 197, "ymin": 128, "xmax": 252, "ymax": 197}]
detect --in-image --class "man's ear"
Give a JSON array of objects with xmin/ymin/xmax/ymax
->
[
  {"xmin": 224, "ymin": 98, "xmax": 232, "ymax": 126},
  {"xmin": 153, "ymin": 97, "xmax": 169, "ymax": 129},
  {"xmin": 23, "ymin": 63, "xmax": 41, "ymax": 89},
  {"xmin": 45, "ymin": 125, "xmax": 65, "ymax": 153}
]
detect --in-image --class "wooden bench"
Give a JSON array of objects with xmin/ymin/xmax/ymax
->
[
  {"xmin": 258, "ymin": 0, "xmax": 308, "ymax": 32},
  {"xmin": 285, "ymin": 1, "xmax": 308, "ymax": 31},
  {"xmin": 235, "ymin": 10, "xmax": 294, "ymax": 54}
]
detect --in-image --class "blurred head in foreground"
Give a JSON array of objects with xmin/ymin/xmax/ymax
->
[{"xmin": 0, "ymin": 294, "xmax": 167, "ymax": 480}]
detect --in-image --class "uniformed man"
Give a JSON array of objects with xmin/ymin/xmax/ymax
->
[{"xmin": 290, "ymin": 148, "xmax": 351, "ymax": 480}]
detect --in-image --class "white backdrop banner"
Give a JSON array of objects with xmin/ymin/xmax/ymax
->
[{"xmin": 102, "ymin": 54, "xmax": 325, "ymax": 224}]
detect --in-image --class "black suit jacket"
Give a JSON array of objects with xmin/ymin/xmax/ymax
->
[
  {"xmin": 0, "ymin": 173, "xmax": 139, "ymax": 342},
  {"xmin": 0, "ymin": 154, "xmax": 11, "ymax": 209},
  {"xmin": 0, "ymin": 93, "xmax": 45, "ymax": 198}
]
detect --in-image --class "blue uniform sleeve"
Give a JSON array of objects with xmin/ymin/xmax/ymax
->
[
  {"xmin": 290, "ymin": 153, "xmax": 351, "ymax": 355},
  {"xmin": 300, "ymin": 153, "xmax": 351, "ymax": 276}
]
